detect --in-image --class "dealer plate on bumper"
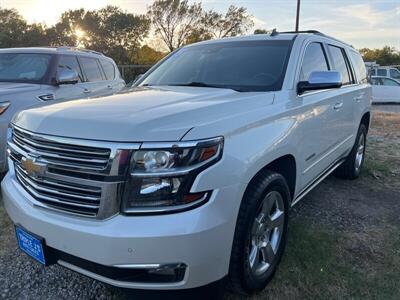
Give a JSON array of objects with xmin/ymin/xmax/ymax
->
[{"xmin": 15, "ymin": 226, "xmax": 46, "ymax": 265}]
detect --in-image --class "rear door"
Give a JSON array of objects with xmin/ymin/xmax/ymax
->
[
  {"xmin": 99, "ymin": 59, "xmax": 125, "ymax": 96},
  {"xmin": 78, "ymin": 56, "xmax": 108, "ymax": 97},
  {"xmin": 380, "ymin": 78, "xmax": 400, "ymax": 102}
]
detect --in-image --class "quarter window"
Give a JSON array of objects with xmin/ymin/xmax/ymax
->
[
  {"xmin": 328, "ymin": 45, "xmax": 352, "ymax": 85},
  {"xmin": 100, "ymin": 60, "xmax": 115, "ymax": 80},
  {"xmin": 349, "ymin": 51, "xmax": 367, "ymax": 84},
  {"xmin": 57, "ymin": 55, "xmax": 84, "ymax": 82},
  {"xmin": 300, "ymin": 42, "xmax": 329, "ymax": 81},
  {"xmin": 79, "ymin": 57, "xmax": 104, "ymax": 82}
]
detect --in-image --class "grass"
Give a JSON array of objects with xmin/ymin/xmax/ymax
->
[{"xmin": 226, "ymin": 219, "xmax": 400, "ymax": 300}]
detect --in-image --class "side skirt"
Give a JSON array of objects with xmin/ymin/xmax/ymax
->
[{"xmin": 291, "ymin": 158, "xmax": 346, "ymax": 207}]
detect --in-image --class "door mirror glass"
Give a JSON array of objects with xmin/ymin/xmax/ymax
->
[
  {"xmin": 56, "ymin": 69, "xmax": 79, "ymax": 85},
  {"xmin": 298, "ymin": 71, "xmax": 342, "ymax": 94}
]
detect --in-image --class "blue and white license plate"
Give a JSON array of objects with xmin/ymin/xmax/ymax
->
[{"xmin": 15, "ymin": 226, "xmax": 46, "ymax": 265}]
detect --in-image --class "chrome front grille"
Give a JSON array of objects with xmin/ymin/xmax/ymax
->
[
  {"xmin": 12, "ymin": 127, "xmax": 112, "ymax": 171},
  {"xmin": 8, "ymin": 125, "xmax": 140, "ymax": 219}
]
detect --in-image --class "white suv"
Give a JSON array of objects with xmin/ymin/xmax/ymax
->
[
  {"xmin": 2, "ymin": 31, "xmax": 371, "ymax": 295},
  {"xmin": 0, "ymin": 47, "xmax": 125, "ymax": 172}
]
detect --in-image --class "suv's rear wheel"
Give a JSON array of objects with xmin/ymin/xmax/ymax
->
[
  {"xmin": 228, "ymin": 170, "xmax": 290, "ymax": 295},
  {"xmin": 336, "ymin": 124, "xmax": 367, "ymax": 179}
]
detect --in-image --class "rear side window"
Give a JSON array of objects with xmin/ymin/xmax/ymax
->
[
  {"xmin": 79, "ymin": 57, "xmax": 104, "ymax": 82},
  {"xmin": 377, "ymin": 69, "xmax": 387, "ymax": 76},
  {"xmin": 300, "ymin": 42, "xmax": 329, "ymax": 81},
  {"xmin": 100, "ymin": 60, "xmax": 115, "ymax": 80},
  {"xmin": 390, "ymin": 68, "xmax": 400, "ymax": 80},
  {"xmin": 328, "ymin": 45, "xmax": 352, "ymax": 85},
  {"xmin": 57, "ymin": 55, "xmax": 84, "ymax": 82},
  {"xmin": 349, "ymin": 51, "xmax": 367, "ymax": 84}
]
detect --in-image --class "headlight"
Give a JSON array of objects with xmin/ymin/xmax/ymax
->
[
  {"xmin": 0, "ymin": 101, "xmax": 10, "ymax": 115},
  {"xmin": 121, "ymin": 137, "xmax": 223, "ymax": 214}
]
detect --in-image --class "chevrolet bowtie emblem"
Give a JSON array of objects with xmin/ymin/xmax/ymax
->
[{"xmin": 21, "ymin": 155, "xmax": 47, "ymax": 178}]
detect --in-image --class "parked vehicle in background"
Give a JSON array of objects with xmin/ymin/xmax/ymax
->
[
  {"xmin": 371, "ymin": 76, "xmax": 400, "ymax": 104},
  {"xmin": 2, "ymin": 31, "xmax": 371, "ymax": 296},
  {"xmin": 370, "ymin": 67, "xmax": 400, "ymax": 81},
  {"xmin": 0, "ymin": 47, "xmax": 125, "ymax": 172}
]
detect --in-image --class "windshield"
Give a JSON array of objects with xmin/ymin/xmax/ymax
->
[
  {"xmin": 140, "ymin": 40, "xmax": 293, "ymax": 92},
  {"xmin": 0, "ymin": 53, "xmax": 52, "ymax": 83}
]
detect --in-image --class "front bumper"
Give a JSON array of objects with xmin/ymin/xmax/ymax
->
[{"xmin": 2, "ymin": 172, "xmax": 241, "ymax": 290}]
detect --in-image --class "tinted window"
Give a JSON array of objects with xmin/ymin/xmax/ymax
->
[
  {"xmin": 100, "ymin": 60, "xmax": 115, "ymax": 80},
  {"xmin": 58, "ymin": 55, "xmax": 84, "ymax": 82},
  {"xmin": 328, "ymin": 45, "xmax": 351, "ymax": 85},
  {"xmin": 349, "ymin": 51, "xmax": 367, "ymax": 83},
  {"xmin": 370, "ymin": 69, "xmax": 376, "ymax": 76},
  {"xmin": 371, "ymin": 78, "xmax": 381, "ymax": 85},
  {"xmin": 382, "ymin": 78, "xmax": 400, "ymax": 86},
  {"xmin": 300, "ymin": 42, "xmax": 329, "ymax": 81},
  {"xmin": 377, "ymin": 69, "xmax": 387, "ymax": 76},
  {"xmin": 0, "ymin": 53, "xmax": 51, "ymax": 83},
  {"xmin": 390, "ymin": 68, "xmax": 400, "ymax": 79},
  {"xmin": 140, "ymin": 40, "xmax": 293, "ymax": 92},
  {"xmin": 79, "ymin": 57, "xmax": 104, "ymax": 82}
]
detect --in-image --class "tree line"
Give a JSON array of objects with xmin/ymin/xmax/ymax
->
[
  {"xmin": 0, "ymin": 0, "xmax": 253, "ymax": 65},
  {"xmin": 0, "ymin": 0, "xmax": 398, "ymax": 66}
]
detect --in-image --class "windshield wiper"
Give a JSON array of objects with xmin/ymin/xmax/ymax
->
[{"xmin": 167, "ymin": 82, "xmax": 243, "ymax": 92}]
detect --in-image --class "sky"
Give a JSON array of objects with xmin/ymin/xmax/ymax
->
[{"xmin": 1, "ymin": 0, "xmax": 399, "ymax": 49}]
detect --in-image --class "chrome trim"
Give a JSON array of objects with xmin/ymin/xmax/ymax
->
[
  {"xmin": 57, "ymin": 261, "xmax": 187, "ymax": 289},
  {"xmin": 140, "ymin": 136, "xmax": 223, "ymax": 149},
  {"xmin": 123, "ymin": 192, "xmax": 209, "ymax": 214},
  {"xmin": 113, "ymin": 263, "xmax": 162, "ymax": 269}
]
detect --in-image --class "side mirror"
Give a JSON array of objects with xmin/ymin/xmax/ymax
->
[
  {"xmin": 297, "ymin": 71, "xmax": 342, "ymax": 94},
  {"xmin": 56, "ymin": 69, "xmax": 79, "ymax": 85}
]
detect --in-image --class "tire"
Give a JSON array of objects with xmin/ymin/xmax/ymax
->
[
  {"xmin": 228, "ymin": 170, "xmax": 290, "ymax": 295},
  {"xmin": 335, "ymin": 123, "xmax": 367, "ymax": 179}
]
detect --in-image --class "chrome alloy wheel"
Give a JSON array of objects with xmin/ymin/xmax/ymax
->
[
  {"xmin": 249, "ymin": 191, "xmax": 285, "ymax": 277},
  {"xmin": 355, "ymin": 133, "xmax": 365, "ymax": 172}
]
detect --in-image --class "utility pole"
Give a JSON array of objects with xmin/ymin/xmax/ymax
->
[{"xmin": 295, "ymin": 0, "xmax": 301, "ymax": 32}]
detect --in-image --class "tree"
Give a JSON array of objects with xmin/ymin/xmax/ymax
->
[
  {"xmin": 359, "ymin": 46, "xmax": 400, "ymax": 66},
  {"xmin": 148, "ymin": 0, "xmax": 203, "ymax": 52},
  {"xmin": 201, "ymin": 6, "xmax": 253, "ymax": 39},
  {"xmin": 132, "ymin": 45, "xmax": 166, "ymax": 65},
  {"xmin": 254, "ymin": 29, "xmax": 268, "ymax": 34}
]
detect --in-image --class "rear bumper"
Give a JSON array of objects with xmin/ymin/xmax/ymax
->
[{"xmin": 2, "ymin": 171, "xmax": 241, "ymax": 290}]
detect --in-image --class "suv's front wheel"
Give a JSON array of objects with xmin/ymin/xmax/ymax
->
[{"xmin": 228, "ymin": 170, "xmax": 290, "ymax": 295}]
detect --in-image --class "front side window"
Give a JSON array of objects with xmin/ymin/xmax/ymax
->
[
  {"xmin": 140, "ymin": 40, "xmax": 293, "ymax": 92},
  {"xmin": 0, "ymin": 53, "xmax": 52, "ymax": 83},
  {"xmin": 390, "ymin": 68, "xmax": 400, "ymax": 80},
  {"xmin": 349, "ymin": 51, "xmax": 367, "ymax": 83},
  {"xmin": 370, "ymin": 78, "xmax": 381, "ymax": 85},
  {"xmin": 382, "ymin": 78, "xmax": 400, "ymax": 86},
  {"xmin": 377, "ymin": 69, "xmax": 387, "ymax": 76},
  {"xmin": 100, "ymin": 60, "xmax": 115, "ymax": 80},
  {"xmin": 328, "ymin": 45, "xmax": 352, "ymax": 85},
  {"xmin": 58, "ymin": 55, "xmax": 84, "ymax": 82},
  {"xmin": 299, "ymin": 42, "xmax": 329, "ymax": 81},
  {"xmin": 79, "ymin": 57, "xmax": 104, "ymax": 82}
]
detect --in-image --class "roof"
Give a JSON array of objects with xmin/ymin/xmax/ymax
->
[{"xmin": 0, "ymin": 47, "xmax": 110, "ymax": 59}]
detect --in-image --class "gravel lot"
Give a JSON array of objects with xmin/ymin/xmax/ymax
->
[{"xmin": 1, "ymin": 111, "xmax": 399, "ymax": 300}]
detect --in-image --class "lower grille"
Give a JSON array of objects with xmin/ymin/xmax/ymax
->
[{"xmin": 15, "ymin": 164, "xmax": 101, "ymax": 217}]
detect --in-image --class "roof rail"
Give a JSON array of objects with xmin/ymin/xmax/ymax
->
[
  {"xmin": 271, "ymin": 30, "xmax": 353, "ymax": 48},
  {"xmin": 56, "ymin": 46, "xmax": 105, "ymax": 56}
]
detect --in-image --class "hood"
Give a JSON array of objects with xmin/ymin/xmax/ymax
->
[
  {"xmin": 13, "ymin": 86, "xmax": 275, "ymax": 142},
  {"xmin": 0, "ymin": 82, "xmax": 41, "ymax": 96}
]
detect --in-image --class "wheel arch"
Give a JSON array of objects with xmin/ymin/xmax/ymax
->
[{"xmin": 246, "ymin": 154, "xmax": 297, "ymax": 201}]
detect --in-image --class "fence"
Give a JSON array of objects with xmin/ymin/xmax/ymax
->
[{"xmin": 117, "ymin": 64, "xmax": 153, "ymax": 84}]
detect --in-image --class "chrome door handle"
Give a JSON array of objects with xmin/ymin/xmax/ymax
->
[
  {"xmin": 83, "ymin": 89, "xmax": 92, "ymax": 94},
  {"xmin": 354, "ymin": 95, "xmax": 363, "ymax": 102},
  {"xmin": 333, "ymin": 102, "xmax": 343, "ymax": 110},
  {"xmin": 107, "ymin": 85, "xmax": 113, "ymax": 89}
]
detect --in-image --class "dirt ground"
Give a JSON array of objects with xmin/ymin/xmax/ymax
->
[{"xmin": 1, "ymin": 111, "xmax": 399, "ymax": 300}]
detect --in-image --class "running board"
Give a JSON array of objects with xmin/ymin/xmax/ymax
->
[{"xmin": 291, "ymin": 159, "xmax": 345, "ymax": 207}]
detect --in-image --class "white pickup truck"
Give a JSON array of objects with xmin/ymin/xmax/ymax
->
[{"xmin": 2, "ymin": 31, "xmax": 371, "ymax": 296}]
